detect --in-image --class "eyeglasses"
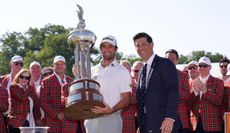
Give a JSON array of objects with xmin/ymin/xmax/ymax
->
[
  {"xmin": 188, "ymin": 66, "xmax": 198, "ymax": 70},
  {"xmin": 133, "ymin": 70, "xmax": 139, "ymax": 73},
  {"xmin": 19, "ymin": 75, "xmax": 30, "ymax": 80},
  {"xmin": 220, "ymin": 65, "xmax": 228, "ymax": 68},
  {"xmin": 198, "ymin": 64, "xmax": 209, "ymax": 68},
  {"xmin": 14, "ymin": 62, "xmax": 23, "ymax": 67}
]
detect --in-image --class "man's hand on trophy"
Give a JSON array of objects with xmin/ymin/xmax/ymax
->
[{"xmin": 91, "ymin": 103, "xmax": 113, "ymax": 115}]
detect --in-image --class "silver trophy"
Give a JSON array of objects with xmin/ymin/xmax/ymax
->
[{"xmin": 65, "ymin": 4, "xmax": 104, "ymax": 119}]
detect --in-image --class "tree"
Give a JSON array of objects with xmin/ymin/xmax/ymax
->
[
  {"xmin": 1, "ymin": 24, "xmax": 227, "ymax": 75},
  {"xmin": 178, "ymin": 55, "xmax": 189, "ymax": 64},
  {"xmin": 0, "ymin": 31, "xmax": 27, "ymax": 74},
  {"xmin": 178, "ymin": 50, "xmax": 225, "ymax": 64},
  {"xmin": 123, "ymin": 54, "xmax": 142, "ymax": 65},
  {"xmin": 0, "ymin": 24, "xmax": 101, "ymax": 75}
]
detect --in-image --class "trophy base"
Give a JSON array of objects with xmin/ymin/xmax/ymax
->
[
  {"xmin": 65, "ymin": 79, "xmax": 105, "ymax": 120},
  {"xmin": 65, "ymin": 100, "xmax": 105, "ymax": 120}
]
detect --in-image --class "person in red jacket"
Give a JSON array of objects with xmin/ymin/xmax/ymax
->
[
  {"xmin": 121, "ymin": 60, "xmax": 143, "ymax": 133},
  {"xmin": 218, "ymin": 58, "xmax": 230, "ymax": 86},
  {"xmin": 8, "ymin": 69, "xmax": 41, "ymax": 133},
  {"xmin": 61, "ymin": 64, "xmax": 85, "ymax": 133},
  {"xmin": 40, "ymin": 55, "xmax": 73, "ymax": 133},
  {"xmin": 0, "ymin": 83, "xmax": 9, "ymax": 133},
  {"xmin": 0, "ymin": 55, "xmax": 24, "ymax": 124},
  {"xmin": 190, "ymin": 56, "xmax": 224, "ymax": 133},
  {"xmin": 187, "ymin": 60, "xmax": 199, "ymax": 132},
  {"xmin": 61, "ymin": 83, "xmax": 85, "ymax": 133},
  {"xmin": 165, "ymin": 49, "xmax": 191, "ymax": 133}
]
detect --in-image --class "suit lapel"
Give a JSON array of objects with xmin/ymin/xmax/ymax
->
[
  {"xmin": 137, "ymin": 67, "xmax": 143, "ymax": 90},
  {"xmin": 52, "ymin": 74, "xmax": 62, "ymax": 88},
  {"xmin": 206, "ymin": 75, "xmax": 214, "ymax": 92},
  {"xmin": 137, "ymin": 55, "xmax": 159, "ymax": 90}
]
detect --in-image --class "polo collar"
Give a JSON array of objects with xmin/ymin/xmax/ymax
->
[{"xmin": 99, "ymin": 59, "xmax": 118, "ymax": 68}]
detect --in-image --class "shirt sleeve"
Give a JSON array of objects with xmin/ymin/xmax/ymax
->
[{"xmin": 119, "ymin": 69, "xmax": 132, "ymax": 93}]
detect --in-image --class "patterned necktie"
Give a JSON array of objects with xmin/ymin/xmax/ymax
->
[{"xmin": 140, "ymin": 64, "xmax": 147, "ymax": 114}]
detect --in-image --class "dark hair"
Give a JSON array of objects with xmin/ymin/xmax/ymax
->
[
  {"xmin": 133, "ymin": 32, "xmax": 153, "ymax": 43},
  {"xmin": 219, "ymin": 58, "xmax": 230, "ymax": 65},
  {"xmin": 165, "ymin": 49, "xmax": 179, "ymax": 59}
]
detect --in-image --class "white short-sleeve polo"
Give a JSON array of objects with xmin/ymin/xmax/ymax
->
[{"xmin": 91, "ymin": 60, "xmax": 132, "ymax": 108}]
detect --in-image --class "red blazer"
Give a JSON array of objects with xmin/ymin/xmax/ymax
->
[
  {"xmin": 177, "ymin": 70, "xmax": 191, "ymax": 129},
  {"xmin": 8, "ymin": 84, "xmax": 41, "ymax": 127},
  {"xmin": 121, "ymin": 81, "xmax": 137, "ymax": 133},
  {"xmin": 0, "ymin": 84, "xmax": 9, "ymax": 132},
  {"xmin": 61, "ymin": 83, "xmax": 85, "ymax": 133},
  {"xmin": 40, "ymin": 74, "xmax": 72, "ymax": 133},
  {"xmin": 0, "ymin": 74, "xmax": 10, "ymax": 89},
  {"xmin": 190, "ymin": 75, "xmax": 224, "ymax": 131}
]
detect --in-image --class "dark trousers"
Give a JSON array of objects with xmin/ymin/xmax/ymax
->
[
  {"xmin": 9, "ymin": 126, "xmax": 20, "ymax": 133},
  {"xmin": 9, "ymin": 120, "xmax": 29, "ymax": 133},
  {"xmin": 76, "ymin": 120, "xmax": 83, "ymax": 133},
  {"xmin": 195, "ymin": 116, "xmax": 221, "ymax": 133},
  {"xmin": 178, "ymin": 128, "xmax": 189, "ymax": 133},
  {"xmin": 177, "ymin": 116, "xmax": 189, "ymax": 133},
  {"xmin": 3, "ymin": 115, "xmax": 9, "ymax": 133},
  {"xmin": 135, "ymin": 116, "xmax": 139, "ymax": 131}
]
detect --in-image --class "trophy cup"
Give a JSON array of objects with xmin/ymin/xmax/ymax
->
[{"xmin": 64, "ymin": 4, "xmax": 104, "ymax": 119}]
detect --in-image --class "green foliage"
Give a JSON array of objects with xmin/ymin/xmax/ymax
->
[
  {"xmin": 0, "ymin": 31, "xmax": 27, "ymax": 74},
  {"xmin": 178, "ymin": 55, "xmax": 188, "ymax": 64},
  {"xmin": 0, "ymin": 24, "xmax": 102, "ymax": 75},
  {"xmin": 0, "ymin": 24, "xmax": 227, "ymax": 75},
  {"xmin": 0, "ymin": 24, "xmax": 72, "ymax": 75},
  {"xmin": 0, "ymin": 52, "xmax": 10, "ymax": 74},
  {"xmin": 123, "ymin": 54, "xmax": 142, "ymax": 66},
  {"xmin": 178, "ymin": 50, "xmax": 225, "ymax": 64},
  {"xmin": 44, "ymin": 34, "xmax": 74, "ymax": 75}
]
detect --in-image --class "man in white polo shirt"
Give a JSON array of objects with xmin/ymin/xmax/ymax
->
[{"xmin": 84, "ymin": 35, "xmax": 132, "ymax": 133}]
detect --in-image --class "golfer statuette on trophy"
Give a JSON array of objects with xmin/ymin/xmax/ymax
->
[{"xmin": 65, "ymin": 4, "xmax": 105, "ymax": 119}]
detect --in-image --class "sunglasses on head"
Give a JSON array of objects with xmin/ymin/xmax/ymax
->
[
  {"xmin": 220, "ymin": 65, "xmax": 227, "ymax": 68},
  {"xmin": 43, "ymin": 72, "xmax": 53, "ymax": 77},
  {"xmin": 19, "ymin": 75, "xmax": 30, "ymax": 80},
  {"xmin": 198, "ymin": 64, "xmax": 209, "ymax": 68},
  {"xmin": 188, "ymin": 66, "xmax": 198, "ymax": 70},
  {"xmin": 133, "ymin": 70, "xmax": 139, "ymax": 73},
  {"xmin": 14, "ymin": 62, "xmax": 23, "ymax": 67}
]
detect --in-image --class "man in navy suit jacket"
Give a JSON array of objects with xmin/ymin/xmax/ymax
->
[{"xmin": 133, "ymin": 32, "xmax": 179, "ymax": 133}]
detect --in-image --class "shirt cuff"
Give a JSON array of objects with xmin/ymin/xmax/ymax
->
[{"xmin": 165, "ymin": 118, "xmax": 175, "ymax": 122}]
